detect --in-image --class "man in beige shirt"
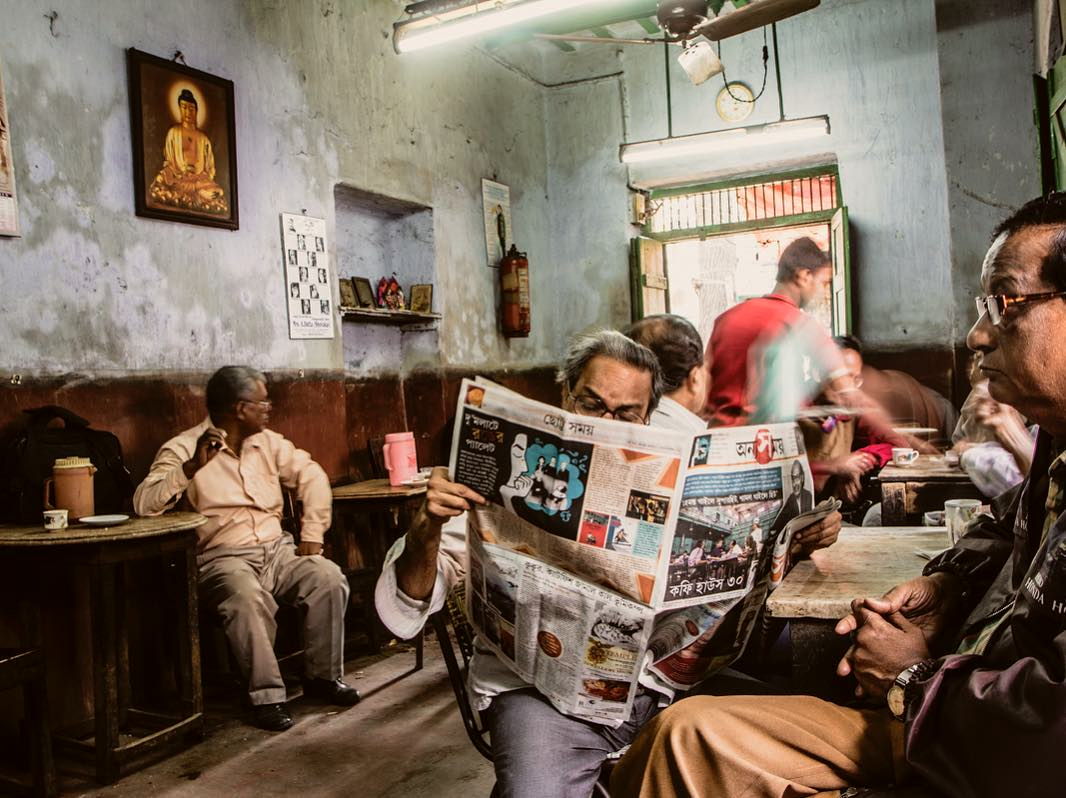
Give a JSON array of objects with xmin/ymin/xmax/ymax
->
[{"xmin": 134, "ymin": 366, "xmax": 358, "ymax": 732}]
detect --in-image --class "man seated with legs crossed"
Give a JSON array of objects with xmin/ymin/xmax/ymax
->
[
  {"xmin": 134, "ymin": 366, "xmax": 359, "ymax": 732},
  {"xmin": 611, "ymin": 194, "xmax": 1066, "ymax": 797}
]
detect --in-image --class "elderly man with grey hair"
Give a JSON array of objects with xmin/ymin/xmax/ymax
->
[
  {"xmin": 134, "ymin": 366, "xmax": 359, "ymax": 733},
  {"xmin": 376, "ymin": 330, "xmax": 665, "ymax": 797}
]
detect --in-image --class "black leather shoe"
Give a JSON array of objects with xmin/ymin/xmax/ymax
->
[
  {"xmin": 251, "ymin": 702, "xmax": 294, "ymax": 732},
  {"xmin": 302, "ymin": 677, "xmax": 361, "ymax": 706}
]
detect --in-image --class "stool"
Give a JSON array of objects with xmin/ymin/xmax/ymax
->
[{"xmin": 0, "ymin": 648, "xmax": 57, "ymax": 798}]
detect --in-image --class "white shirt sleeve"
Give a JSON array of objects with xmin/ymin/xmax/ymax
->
[
  {"xmin": 959, "ymin": 442, "xmax": 1025, "ymax": 498},
  {"xmin": 374, "ymin": 512, "xmax": 468, "ymax": 640}
]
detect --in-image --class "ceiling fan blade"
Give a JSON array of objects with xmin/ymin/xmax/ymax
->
[
  {"xmin": 534, "ymin": 33, "xmax": 678, "ymax": 46},
  {"xmin": 693, "ymin": 0, "xmax": 819, "ymax": 41}
]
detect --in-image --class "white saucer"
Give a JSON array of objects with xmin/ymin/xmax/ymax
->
[{"xmin": 80, "ymin": 514, "xmax": 130, "ymax": 526}]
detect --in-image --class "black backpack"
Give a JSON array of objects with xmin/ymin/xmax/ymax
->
[{"xmin": 0, "ymin": 406, "xmax": 135, "ymax": 524}]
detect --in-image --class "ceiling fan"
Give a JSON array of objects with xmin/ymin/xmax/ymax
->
[{"xmin": 534, "ymin": 0, "xmax": 820, "ymax": 48}]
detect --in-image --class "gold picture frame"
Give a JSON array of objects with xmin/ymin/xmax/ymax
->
[
  {"xmin": 338, "ymin": 278, "xmax": 358, "ymax": 308},
  {"xmin": 352, "ymin": 277, "xmax": 376, "ymax": 309},
  {"xmin": 409, "ymin": 283, "xmax": 433, "ymax": 314}
]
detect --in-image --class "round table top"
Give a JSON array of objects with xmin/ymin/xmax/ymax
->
[
  {"xmin": 0, "ymin": 512, "xmax": 207, "ymax": 546},
  {"xmin": 332, "ymin": 478, "xmax": 428, "ymax": 501}
]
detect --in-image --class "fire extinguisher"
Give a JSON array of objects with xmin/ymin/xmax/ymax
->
[{"xmin": 499, "ymin": 243, "xmax": 531, "ymax": 337}]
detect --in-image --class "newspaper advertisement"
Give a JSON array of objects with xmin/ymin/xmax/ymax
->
[
  {"xmin": 449, "ymin": 378, "xmax": 833, "ymax": 719},
  {"xmin": 466, "ymin": 524, "xmax": 656, "ymax": 723}
]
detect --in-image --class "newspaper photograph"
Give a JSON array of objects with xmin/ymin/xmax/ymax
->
[{"xmin": 658, "ymin": 423, "xmax": 813, "ymax": 610}]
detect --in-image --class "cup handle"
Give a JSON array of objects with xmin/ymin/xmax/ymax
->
[
  {"xmin": 382, "ymin": 443, "xmax": 392, "ymax": 472},
  {"xmin": 43, "ymin": 478, "xmax": 55, "ymax": 510}
]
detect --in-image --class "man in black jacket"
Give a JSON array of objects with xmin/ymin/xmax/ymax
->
[{"xmin": 611, "ymin": 193, "xmax": 1066, "ymax": 798}]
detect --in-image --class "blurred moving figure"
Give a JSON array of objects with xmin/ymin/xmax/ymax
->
[{"xmin": 952, "ymin": 354, "xmax": 1034, "ymax": 497}]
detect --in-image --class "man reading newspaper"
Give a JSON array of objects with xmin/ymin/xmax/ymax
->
[{"xmin": 376, "ymin": 329, "xmax": 839, "ymax": 798}]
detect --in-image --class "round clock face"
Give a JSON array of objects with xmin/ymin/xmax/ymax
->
[{"xmin": 716, "ymin": 82, "xmax": 755, "ymax": 123}]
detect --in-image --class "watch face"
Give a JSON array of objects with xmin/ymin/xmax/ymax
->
[
  {"xmin": 716, "ymin": 83, "xmax": 754, "ymax": 123},
  {"xmin": 887, "ymin": 684, "xmax": 906, "ymax": 718}
]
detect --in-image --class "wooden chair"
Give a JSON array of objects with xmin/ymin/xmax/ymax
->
[
  {"xmin": 430, "ymin": 584, "xmax": 611, "ymax": 797},
  {"xmin": 0, "ymin": 648, "xmax": 57, "ymax": 798}
]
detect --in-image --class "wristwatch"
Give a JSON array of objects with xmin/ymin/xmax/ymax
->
[{"xmin": 887, "ymin": 659, "xmax": 935, "ymax": 720}]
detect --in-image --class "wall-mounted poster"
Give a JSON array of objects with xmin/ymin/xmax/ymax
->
[
  {"xmin": 0, "ymin": 56, "xmax": 19, "ymax": 237},
  {"xmin": 281, "ymin": 212, "xmax": 335, "ymax": 340},
  {"xmin": 127, "ymin": 48, "xmax": 238, "ymax": 230},
  {"xmin": 482, "ymin": 178, "xmax": 512, "ymax": 267}
]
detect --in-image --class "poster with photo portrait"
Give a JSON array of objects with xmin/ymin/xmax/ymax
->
[
  {"xmin": 0, "ymin": 57, "xmax": 20, "ymax": 237},
  {"xmin": 280, "ymin": 212, "xmax": 335, "ymax": 339}
]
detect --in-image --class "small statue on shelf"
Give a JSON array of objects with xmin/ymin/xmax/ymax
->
[
  {"xmin": 383, "ymin": 274, "xmax": 405, "ymax": 310},
  {"xmin": 376, "ymin": 276, "xmax": 389, "ymax": 308}
]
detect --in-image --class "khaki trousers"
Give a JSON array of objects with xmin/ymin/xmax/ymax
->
[
  {"xmin": 198, "ymin": 535, "xmax": 349, "ymax": 705},
  {"xmin": 610, "ymin": 694, "xmax": 909, "ymax": 798}
]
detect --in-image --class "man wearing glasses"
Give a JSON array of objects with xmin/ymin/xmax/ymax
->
[
  {"xmin": 134, "ymin": 366, "xmax": 358, "ymax": 732},
  {"xmin": 610, "ymin": 193, "xmax": 1066, "ymax": 797},
  {"xmin": 377, "ymin": 330, "xmax": 666, "ymax": 797}
]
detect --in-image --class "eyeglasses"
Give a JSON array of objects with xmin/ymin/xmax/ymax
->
[
  {"xmin": 569, "ymin": 392, "xmax": 647, "ymax": 424},
  {"xmin": 975, "ymin": 291, "xmax": 1066, "ymax": 326},
  {"xmin": 239, "ymin": 398, "xmax": 272, "ymax": 411}
]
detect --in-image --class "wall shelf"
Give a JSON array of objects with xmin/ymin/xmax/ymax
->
[{"xmin": 339, "ymin": 307, "xmax": 441, "ymax": 328}]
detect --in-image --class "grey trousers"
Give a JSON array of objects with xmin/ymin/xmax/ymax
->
[
  {"xmin": 197, "ymin": 534, "xmax": 349, "ymax": 705},
  {"xmin": 487, "ymin": 688, "xmax": 662, "ymax": 798}
]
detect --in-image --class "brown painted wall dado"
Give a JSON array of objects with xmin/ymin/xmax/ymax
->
[{"xmin": 0, "ymin": 366, "xmax": 561, "ymax": 492}]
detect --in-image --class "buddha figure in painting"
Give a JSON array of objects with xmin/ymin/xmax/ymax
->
[{"xmin": 149, "ymin": 89, "xmax": 228, "ymax": 215}]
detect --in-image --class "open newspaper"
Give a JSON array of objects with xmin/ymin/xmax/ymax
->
[{"xmin": 450, "ymin": 378, "xmax": 838, "ymax": 723}]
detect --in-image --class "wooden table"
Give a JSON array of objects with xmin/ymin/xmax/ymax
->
[
  {"xmin": 331, "ymin": 479, "xmax": 427, "ymax": 661},
  {"xmin": 331, "ymin": 478, "xmax": 427, "ymax": 571},
  {"xmin": 766, "ymin": 526, "xmax": 947, "ymax": 698},
  {"xmin": 0, "ymin": 512, "xmax": 206, "ymax": 784},
  {"xmin": 877, "ymin": 454, "xmax": 983, "ymax": 525}
]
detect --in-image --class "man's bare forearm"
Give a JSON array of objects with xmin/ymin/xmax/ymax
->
[{"xmin": 395, "ymin": 507, "xmax": 442, "ymax": 601}]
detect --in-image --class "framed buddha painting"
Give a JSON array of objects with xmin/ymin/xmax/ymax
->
[{"xmin": 127, "ymin": 48, "xmax": 239, "ymax": 229}]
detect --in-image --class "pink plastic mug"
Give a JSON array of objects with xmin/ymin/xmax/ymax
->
[{"xmin": 383, "ymin": 432, "xmax": 418, "ymax": 486}]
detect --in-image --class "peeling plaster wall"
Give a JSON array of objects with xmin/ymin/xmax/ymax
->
[
  {"xmin": 0, "ymin": 0, "xmax": 576, "ymax": 377},
  {"xmin": 936, "ymin": 0, "xmax": 1039, "ymax": 343}
]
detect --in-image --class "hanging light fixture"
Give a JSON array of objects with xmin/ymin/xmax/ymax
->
[
  {"xmin": 394, "ymin": 0, "xmax": 619, "ymax": 54},
  {"xmin": 620, "ymin": 115, "xmax": 829, "ymax": 164}
]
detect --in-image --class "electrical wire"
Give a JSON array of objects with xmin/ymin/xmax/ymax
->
[{"xmin": 717, "ymin": 25, "xmax": 769, "ymax": 103}]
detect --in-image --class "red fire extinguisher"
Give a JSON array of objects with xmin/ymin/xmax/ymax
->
[{"xmin": 499, "ymin": 243, "xmax": 531, "ymax": 338}]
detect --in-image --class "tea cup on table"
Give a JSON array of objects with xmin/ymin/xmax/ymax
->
[
  {"xmin": 891, "ymin": 447, "xmax": 918, "ymax": 466},
  {"xmin": 43, "ymin": 509, "xmax": 68, "ymax": 530},
  {"xmin": 944, "ymin": 498, "xmax": 981, "ymax": 546}
]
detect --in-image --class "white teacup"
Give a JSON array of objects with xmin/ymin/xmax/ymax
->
[
  {"xmin": 945, "ymin": 498, "xmax": 981, "ymax": 545},
  {"xmin": 43, "ymin": 509, "xmax": 68, "ymax": 530},
  {"xmin": 891, "ymin": 447, "xmax": 918, "ymax": 466}
]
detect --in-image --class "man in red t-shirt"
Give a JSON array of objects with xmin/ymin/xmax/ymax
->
[{"xmin": 704, "ymin": 237, "xmax": 851, "ymax": 426}]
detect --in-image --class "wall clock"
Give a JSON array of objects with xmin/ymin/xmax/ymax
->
[{"xmin": 716, "ymin": 82, "xmax": 755, "ymax": 123}]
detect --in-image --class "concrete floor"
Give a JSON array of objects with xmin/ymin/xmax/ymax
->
[{"xmin": 61, "ymin": 641, "xmax": 495, "ymax": 798}]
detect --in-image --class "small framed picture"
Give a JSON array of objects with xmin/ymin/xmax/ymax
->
[
  {"xmin": 353, "ymin": 277, "xmax": 376, "ymax": 309},
  {"xmin": 338, "ymin": 279, "xmax": 357, "ymax": 308},
  {"xmin": 409, "ymin": 284, "xmax": 433, "ymax": 314}
]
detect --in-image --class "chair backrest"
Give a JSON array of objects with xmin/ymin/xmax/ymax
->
[{"xmin": 430, "ymin": 582, "xmax": 493, "ymax": 761}]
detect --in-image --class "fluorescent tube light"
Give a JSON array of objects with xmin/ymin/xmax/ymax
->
[
  {"xmin": 395, "ymin": 0, "xmax": 618, "ymax": 53},
  {"xmin": 619, "ymin": 115, "xmax": 831, "ymax": 165}
]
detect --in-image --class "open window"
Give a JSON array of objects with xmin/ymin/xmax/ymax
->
[{"xmin": 629, "ymin": 167, "xmax": 851, "ymax": 343}]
